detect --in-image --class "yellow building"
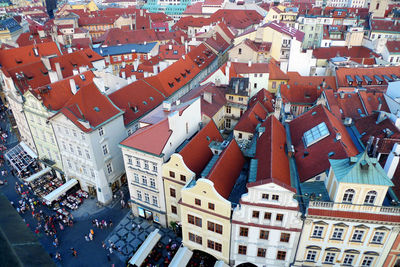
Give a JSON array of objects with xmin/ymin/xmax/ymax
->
[
  {"xmin": 224, "ymin": 78, "xmax": 250, "ymax": 130},
  {"xmin": 70, "ymin": 0, "xmax": 98, "ymax": 11},
  {"xmin": 181, "ymin": 139, "xmax": 245, "ymax": 264},
  {"xmin": 162, "ymin": 121, "xmax": 223, "ymax": 227}
]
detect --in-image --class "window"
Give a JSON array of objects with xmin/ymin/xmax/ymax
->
[
  {"xmin": 371, "ymin": 231, "xmax": 385, "ymax": 244},
  {"xmin": 238, "ymin": 97, "xmax": 243, "ymax": 101},
  {"xmin": 325, "ymin": 252, "xmax": 336, "ymax": 263},
  {"xmin": 343, "ymin": 254, "xmax": 355, "ymax": 265},
  {"xmin": 264, "ymin": 212, "xmax": 272, "ymax": 220},
  {"xmin": 144, "ymin": 161, "xmax": 149, "ymax": 170},
  {"xmin": 134, "ymin": 173, "xmax": 139, "ymax": 183},
  {"xmin": 272, "ymin": 81, "xmax": 277, "ymax": 89},
  {"xmin": 262, "ymin": 194, "xmax": 269, "ymax": 199},
  {"xmin": 195, "ymin": 217, "xmax": 202, "ymax": 227},
  {"xmin": 277, "ymin": 251, "xmax": 286, "ymax": 260},
  {"xmin": 188, "ymin": 232, "xmax": 202, "ymax": 244},
  {"xmin": 280, "ymin": 233, "xmax": 290, "ymax": 242},
  {"xmin": 144, "ymin": 193, "xmax": 150, "ymax": 203},
  {"xmin": 215, "ymin": 224, "xmax": 223, "ymax": 234},
  {"xmin": 226, "ymin": 106, "xmax": 231, "ymax": 113},
  {"xmin": 225, "ymin": 118, "xmax": 231, "ymax": 128},
  {"xmin": 188, "ymin": 214, "xmax": 194, "ymax": 224},
  {"xmin": 137, "ymin": 190, "xmax": 142, "ymax": 200},
  {"xmin": 98, "ymin": 127, "xmax": 104, "ymax": 136},
  {"xmin": 364, "ymin": 190, "xmax": 377, "ymax": 205},
  {"xmin": 260, "ymin": 230, "xmax": 269, "ymax": 240},
  {"xmin": 180, "ymin": 175, "xmax": 186, "ymax": 182},
  {"xmin": 276, "ymin": 214, "xmax": 284, "ymax": 221},
  {"xmin": 343, "ymin": 189, "xmax": 355, "ymax": 203},
  {"xmin": 136, "ymin": 159, "xmax": 140, "ymax": 167},
  {"xmin": 240, "ymin": 227, "xmax": 248, "ymax": 237},
  {"xmin": 228, "ymin": 96, "xmax": 234, "ymax": 100},
  {"xmin": 69, "ymin": 144, "xmax": 74, "ymax": 153},
  {"xmin": 77, "ymin": 147, "xmax": 82, "ymax": 157},
  {"xmin": 106, "ymin": 162, "xmax": 113, "ymax": 174},
  {"xmin": 85, "ymin": 149, "xmax": 90, "ymax": 159},
  {"xmin": 171, "ymin": 205, "xmax": 177, "ymax": 214},
  {"xmin": 362, "ymin": 256, "xmax": 374, "ymax": 267},
  {"xmin": 169, "ymin": 171, "xmax": 175, "ymax": 178},
  {"xmin": 238, "ymin": 48, "xmax": 242, "ymax": 55},
  {"xmin": 102, "ymin": 144, "xmax": 108, "ymax": 155},
  {"xmin": 195, "ymin": 198, "xmax": 201, "ymax": 206},
  {"xmin": 351, "ymin": 229, "xmax": 365, "ymax": 242},
  {"xmin": 208, "ymin": 222, "xmax": 223, "ymax": 234},
  {"xmin": 152, "ymin": 164, "xmax": 157, "ymax": 172},
  {"xmin": 170, "ymin": 188, "xmax": 176, "ymax": 198},
  {"xmin": 312, "ymin": 226, "xmax": 324, "ymax": 238},
  {"xmin": 306, "ymin": 250, "xmax": 317, "ymax": 262},
  {"xmin": 252, "ymin": 211, "xmax": 260, "ymax": 218},
  {"xmin": 208, "ymin": 203, "xmax": 215, "ymax": 210},
  {"xmin": 238, "ymin": 245, "xmax": 247, "ymax": 255},
  {"xmin": 272, "ymin": 194, "xmax": 279, "ymax": 201},
  {"xmin": 303, "ymin": 122, "xmax": 330, "ymax": 147},
  {"xmin": 152, "ymin": 196, "xmax": 158, "ymax": 206},
  {"xmin": 332, "ymin": 228, "xmax": 344, "ymax": 240},
  {"xmin": 208, "ymin": 240, "xmax": 222, "ymax": 252},
  {"xmin": 150, "ymin": 178, "xmax": 155, "ymax": 188},
  {"xmin": 257, "ymin": 248, "xmax": 266, "ymax": 257},
  {"xmin": 90, "ymin": 169, "xmax": 95, "ymax": 178},
  {"xmin": 142, "ymin": 176, "xmax": 147, "ymax": 185}
]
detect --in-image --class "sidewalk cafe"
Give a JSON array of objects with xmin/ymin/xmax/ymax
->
[
  {"xmin": 5, "ymin": 142, "xmax": 39, "ymax": 177},
  {"xmin": 128, "ymin": 229, "xmax": 161, "ymax": 267}
]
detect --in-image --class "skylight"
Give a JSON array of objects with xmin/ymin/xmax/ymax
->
[{"xmin": 303, "ymin": 122, "xmax": 330, "ymax": 147}]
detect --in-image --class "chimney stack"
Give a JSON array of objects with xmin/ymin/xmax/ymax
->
[
  {"xmin": 248, "ymin": 60, "xmax": 252, "ymax": 67},
  {"xmin": 49, "ymin": 70, "xmax": 59, "ymax": 83},
  {"xmin": 203, "ymin": 91, "xmax": 213, "ymax": 104},
  {"xmin": 384, "ymin": 143, "xmax": 400, "ymax": 179},
  {"xmin": 70, "ymin": 79, "xmax": 78, "ymax": 95},
  {"xmin": 163, "ymin": 101, "xmax": 171, "ymax": 111},
  {"xmin": 55, "ymin": 62, "xmax": 63, "ymax": 80}
]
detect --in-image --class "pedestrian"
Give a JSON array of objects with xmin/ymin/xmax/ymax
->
[
  {"xmin": 109, "ymin": 219, "xmax": 113, "ymax": 227},
  {"xmin": 72, "ymin": 249, "xmax": 77, "ymax": 257},
  {"xmin": 59, "ymin": 222, "xmax": 64, "ymax": 230},
  {"xmin": 109, "ymin": 246, "xmax": 113, "ymax": 254},
  {"xmin": 85, "ymin": 235, "xmax": 89, "ymax": 242},
  {"xmin": 95, "ymin": 219, "xmax": 99, "ymax": 228},
  {"xmin": 55, "ymin": 252, "xmax": 61, "ymax": 261},
  {"xmin": 92, "ymin": 219, "xmax": 96, "ymax": 227},
  {"xmin": 53, "ymin": 240, "xmax": 57, "ymax": 248},
  {"xmin": 102, "ymin": 241, "xmax": 106, "ymax": 249},
  {"xmin": 107, "ymin": 253, "xmax": 111, "ymax": 262},
  {"xmin": 120, "ymin": 199, "xmax": 125, "ymax": 208},
  {"xmin": 90, "ymin": 229, "xmax": 94, "ymax": 236},
  {"xmin": 89, "ymin": 232, "xmax": 93, "ymax": 241}
]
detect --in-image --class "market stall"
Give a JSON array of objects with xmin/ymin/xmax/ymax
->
[{"xmin": 128, "ymin": 229, "xmax": 161, "ymax": 267}]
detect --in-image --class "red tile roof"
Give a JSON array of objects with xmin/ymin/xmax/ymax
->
[
  {"xmin": 370, "ymin": 19, "xmax": 400, "ymax": 33},
  {"xmin": 265, "ymin": 21, "xmax": 304, "ymax": 41},
  {"xmin": 289, "ymin": 105, "xmax": 359, "ymax": 182},
  {"xmin": 207, "ymin": 139, "xmax": 245, "ymax": 199},
  {"xmin": 335, "ymin": 66, "xmax": 400, "ymax": 88},
  {"xmin": 251, "ymin": 115, "xmax": 292, "ymax": 188},
  {"xmin": 386, "ymin": 40, "xmax": 400, "ymax": 54},
  {"xmin": 204, "ymin": 33, "xmax": 230, "ymax": 53},
  {"xmin": 0, "ymin": 42, "xmax": 61, "ymax": 70},
  {"xmin": 179, "ymin": 121, "xmax": 223, "ymax": 175},
  {"xmin": 7, "ymin": 61, "xmax": 51, "ymax": 93},
  {"xmin": 235, "ymin": 101, "xmax": 268, "ymax": 133},
  {"xmin": 183, "ymin": 2, "xmax": 203, "ymax": 15},
  {"xmin": 120, "ymin": 119, "xmax": 172, "ymax": 155},
  {"xmin": 248, "ymin": 88, "xmax": 275, "ymax": 113},
  {"xmin": 324, "ymin": 89, "xmax": 365, "ymax": 119},
  {"xmin": 217, "ymin": 22, "xmax": 235, "ymax": 40},
  {"xmin": 159, "ymin": 44, "xmax": 186, "ymax": 60},
  {"xmin": 16, "ymin": 33, "xmax": 53, "ymax": 47},
  {"xmin": 71, "ymin": 38, "xmax": 92, "ymax": 49},
  {"xmin": 312, "ymin": 46, "xmax": 378, "ymax": 60},
  {"xmin": 308, "ymin": 208, "xmax": 400, "ymax": 223},
  {"xmin": 243, "ymin": 39, "xmax": 272, "ymax": 52},
  {"xmin": 58, "ymin": 82, "xmax": 122, "ymax": 132},
  {"xmin": 33, "ymin": 71, "xmax": 95, "ymax": 111}
]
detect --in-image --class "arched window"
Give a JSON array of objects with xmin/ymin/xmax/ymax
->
[
  {"xmin": 343, "ymin": 189, "xmax": 355, "ymax": 203},
  {"xmin": 364, "ymin": 191, "xmax": 377, "ymax": 205}
]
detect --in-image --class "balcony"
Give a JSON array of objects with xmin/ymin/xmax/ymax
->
[{"xmin": 309, "ymin": 201, "xmax": 400, "ymax": 215}]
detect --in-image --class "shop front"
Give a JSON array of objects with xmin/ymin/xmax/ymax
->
[{"xmin": 137, "ymin": 206, "xmax": 161, "ymax": 224}]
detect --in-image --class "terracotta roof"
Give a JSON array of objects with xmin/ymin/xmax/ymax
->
[
  {"xmin": 33, "ymin": 71, "xmax": 95, "ymax": 111},
  {"xmin": 16, "ymin": 33, "xmax": 53, "ymax": 47},
  {"xmin": 0, "ymin": 42, "xmax": 61, "ymax": 70},
  {"xmin": 207, "ymin": 139, "xmax": 245, "ymax": 199},
  {"xmin": 235, "ymin": 101, "xmax": 268, "ymax": 133},
  {"xmin": 7, "ymin": 61, "xmax": 51, "ymax": 93},
  {"xmin": 210, "ymin": 9, "xmax": 263, "ymax": 30},
  {"xmin": 370, "ymin": 19, "xmax": 400, "ymax": 33},
  {"xmin": 217, "ymin": 22, "xmax": 235, "ymax": 40},
  {"xmin": 289, "ymin": 105, "xmax": 359, "ymax": 182},
  {"xmin": 159, "ymin": 44, "xmax": 186, "ymax": 60},
  {"xmin": 204, "ymin": 33, "xmax": 230, "ymax": 53},
  {"xmin": 180, "ymin": 82, "xmax": 227, "ymax": 119},
  {"xmin": 248, "ymin": 88, "xmax": 275, "ymax": 113},
  {"xmin": 251, "ymin": 115, "xmax": 292, "ymax": 187},
  {"xmin": 386, "ymin": 40, "xmax": 400, "ymax": 54},
  {"xmin": 179, "ymin": 121, "xmax": 223, "ymax": 175},
  {"xmin": 268, "ymin": 60, "xmax": 289, "ymax": 80},
  {"xmin": 242, "ymin": 39, "xmax": 272, "ymax": 52},
  {"xmin": 120, "ymin": 119, "xmax": 172, "ymax": 155},
  {"xmin": 308, "ymin": 208, "xmax": 400, "ymax": 222},
  {"xmin": 183, "ymin": 2, "xmax": 203, "ymax": 15},
  {"xmin": 59, "ymin": 82, "xmax": 122, "ymax": 132},
  {"xmin": 312, "ymin": 46, "xmax": 378, "ymax": 60},
  {"xmin": 78, "ymin": 16, "xmax": 117, "ymax": 26},
  {"xmin": 281, "ymin": 72, "xmax": 336, "ymax": 105},
  {"xmin": 108, "ymin": 79, "xmax": 165, "ymax": 126},
  {"xmin": 265, "ymin": 21, "xmax": 304, "ymax": 41},
  {"xmin": 71, "ymin": 38, "xmax": 92, "ymax": 49},
  {"xmin": 324, "ymin": 89, "xmax": 365, "ymax": 119},
  {"xmin": 335, "ymin": 66, "xmax": 400, "ymax": 88}
]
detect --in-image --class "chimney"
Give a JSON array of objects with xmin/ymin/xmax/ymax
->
[
  {"xmin": 336, "ymin": 132, "xmax": 342, "ymax": 141},
  {"xmin": 55, "ymin": 62, "xmax": 63, "ymax": 80},
  {"xmin": 372, "ymin": 137, "xmax": 380, "ymax": 158},
  {"xmin": 93, "ymin": 77, "xmax": 105, "ymax": 93},
  {"xmin": 203, "ymin": 91, "xmax": 213, "ymax": 104},
  {"xmin": 384, "ymin": 143, "xmax": 400, "ymax": 179},
  {"xmin": 79, "ymin": 66, "xmax": 88, "ymax": 73},
  {"xmin": 140, "ymin": 9, "xmax": 143, "ymax": 16},
  {"xmin": 49, "ymin": 70, "xmax": 59, "ymax": 83},
  {"xmin": 366, "ymin": 136, "xmax": 374, "ymax": 153},
  {"xmin": 41, "ymin": 57, "xmax": 51, "ymax": 70},
  {"xmin": 248, "ymin": 60, "xmax": 252, "ymax": 67},
  {"xmin": 168, "ymin": 44, "xmax": 172, "ymax": 50},
  {"xmin": 70, "ymin": 79, "xmax": 78, "ymax": 95},
  {"xmin": 133, "ymin": 58, "xmax": 139, "ymax": 71},
  {"xmin": 122, "ymin": 62, "xmax": 126, "ymax": 68},
  {"xmin": 176, "ymin": 99, "xmax": 180, "ymax": 105},
  {"xmin": 163, "ymin": 101, "xmax": 171, "ymax": 111},
  {"xmin": 225, "ymin": 62, "xmax": 230, "ymax": 81},
  {"xmin": 121, "ymin": 71, "xmax": 126, "ymax": 79},
  {"xmin": 339, "ymin": 91, "xmax": 345, "ymax": 99},
  {"xmin": 72, "ymin": 69, "xmax": 79, "ymax": 75},
  {"xmin": 181, "ymin": 35, "xmax": 184, "ymax": 44},
  {"xmin": 185, "ymin": 41, "xmax": 188, "ymax": 54},
  {"xmin": 235, "ymin": 82, "xmax": 239, "ymax": 94},
  {"xmin": 153, "ymin": 64, "xmax": 158, "ymax": 74}
]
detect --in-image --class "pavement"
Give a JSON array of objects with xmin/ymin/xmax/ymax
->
[{"xmin": 0, "ymin": 105, "xmax": 182, "ymax": 267}]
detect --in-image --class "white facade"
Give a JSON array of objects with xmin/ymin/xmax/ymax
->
[
  {"xmin": 51, "ymin": 112, "xmax": 126, "ymax": 204},
  {"xmin": 288, "ymin": 40, "xmax": 317, "ymax": 76},
  {"xmin": 121, "ymin": 99, "xmax": 202, "ymax": 227},
  {"xmin": 231, "ymin": 182, "xmax": 303, "ymax": 267}
]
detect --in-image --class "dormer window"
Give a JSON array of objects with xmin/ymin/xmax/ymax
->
[
  {"xmin": 342, "ymin": 189, "xmax": 355, "ymax": 203},
  {"xmin": 364, "ymin": 190, "xmax": 377, "ymax": 205}
]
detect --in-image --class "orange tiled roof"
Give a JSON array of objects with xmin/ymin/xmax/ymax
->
[
  {"xmin": 235, "ymin": 101, "xmax": 268, "ymax": 133},
  {"xmin": 207, "ymin": 139, "xmax": 245, "ymax": 199},
  {"xmin": 335, "ymin": 66, "xmax": 400, "ymax": 88},
  {"xmin": 7, "ymin": 61, "xmax": 51, "ymax": 93},
  {"xmin": 179, "ymin": 121, "xmax": 223, "ymax": 175},
  {"xmin": 248, "ymin": 88, "xmax": 275, "ymax": 113}
]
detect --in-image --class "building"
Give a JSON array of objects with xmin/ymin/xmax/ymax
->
[
  {"xmin": 120, "ymin": 99, "xmax": 202, "ymax": 227},
  {"xmin": 0, "ymin": 18, "xmax": 23, "ymax": 42},
  {"xmin": 294, "ymin": 151, "xmax": 400, "ymax": 267}
]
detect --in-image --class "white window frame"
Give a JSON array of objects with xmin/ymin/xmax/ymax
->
[{"xmin": 312, "ymin": 226, "xmax": 324, "ymax": 238}]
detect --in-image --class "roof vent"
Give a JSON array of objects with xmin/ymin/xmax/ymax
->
[
  {"xmin": 94, "ymin": 107, "xmax": 100, "ymax": 112},
  {"xmin": 80, "ymin": 74, "xmax": 86, "ymax": 81},
  {"xmin": 360, "ymin": 159, "xmax": 369, "ymax": 170}
]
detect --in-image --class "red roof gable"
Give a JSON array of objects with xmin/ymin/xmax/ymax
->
[
  {"xmin": 370, "ymin": 19, "xmax": 400, "ymax": 33},
  {"xmin": 387, "ymin": 40, "xmax": 400, "ymax": 54},
  {"xmin": 8, "ymin": 61, "xmax": 51, "ymax": 93},
  {"xmin": 335, "ymin": 66, "xmax": 400, "ymax": 88},
  {"xmin": 289, "ymin": 105, "xmax": 359, "ymax": 182},
  {"xmin": 308, "ymin": 208, "xmax": 400, "ymax": 223},
  {"xmin": 179, "ymin": 121, "xmax": 223, "ymax": 175},
  {"xmin": 251, "ymin": 115, "xmax": 292, "ymax": 188},
  {"xmin": 207, "ymin": 139, "xmax": 245, "ymax": 199},
  {"xmin": 248, "ymin": 88, "xmax": 275, "ymax": 113},
  {"xmin": 312, "ymin": 46, "xmax": 378, "ymax": 60},
  {"xmin": 235, "ymin": 101, "xmax": 268, "ymax": 133},
  {"xmin": 16, "ymin": 33, "xmax": 53, "ymax": 47}
]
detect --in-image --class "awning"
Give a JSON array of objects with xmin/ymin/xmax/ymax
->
[
  {"xmin": 169, "ymin": 245, "xmax": 193, "ymax": 267},
  {"xmin": 5, "ymin": 142, "xmax": 37, "ymax": 173},
  {"xmin": 25, "ymin": 167, "xmax": 51, "ymax": 183},
  {"xmin": 128, "ymin": 229, "xmax": 161, "ymax": 266},
  {"xmin": 43, "ymin": 179, "xmax": 78, "ymax": 204},
  {"xmin": 214, "ymin": 260, "xmax": 229, "ymax": 267}
]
